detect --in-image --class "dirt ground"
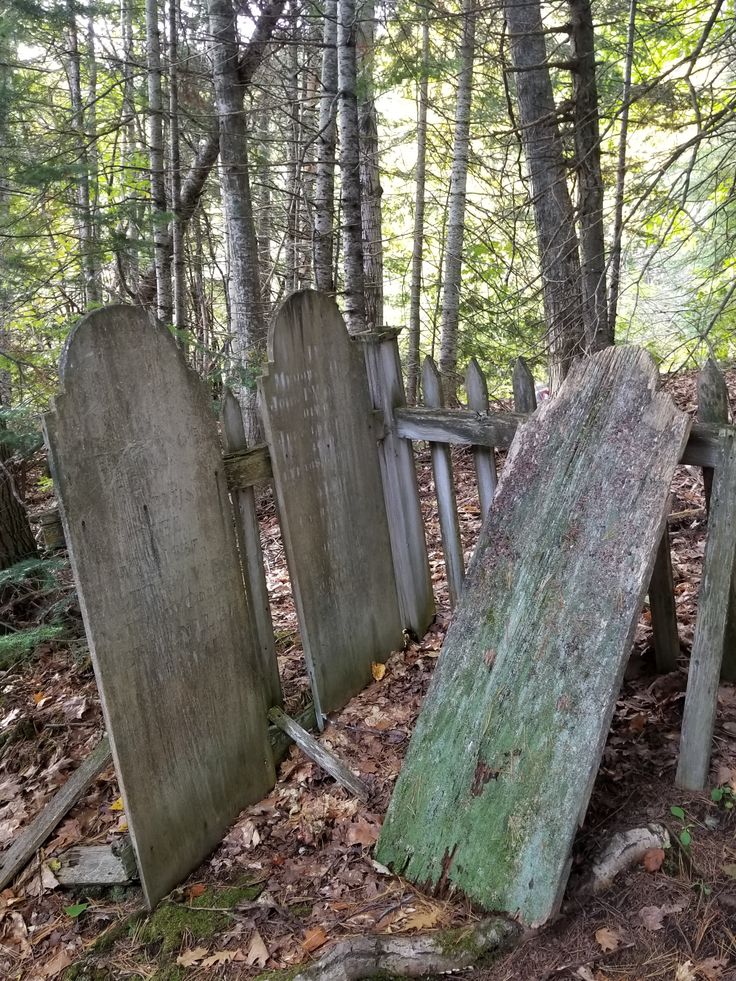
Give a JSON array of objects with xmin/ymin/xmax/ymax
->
[{"xmin": 0, "ymin": 369, "xmax": 734, "ymax": 981}]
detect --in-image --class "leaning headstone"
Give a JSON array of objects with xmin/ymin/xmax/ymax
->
[
  {"xmin": 44, "ymin": 306, "xmax": 274, "ymax": 908},
  {"xmin": 376, "ymin": 346, "xmax": 689, "ymax": 926},
  {"xmin": 260, "ymin": 291, "xmax": 404, "ymax": 721}
]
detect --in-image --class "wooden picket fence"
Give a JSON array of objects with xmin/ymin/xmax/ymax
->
[{"xmin": 34, "ymin": 292, "xmax": 736, "ymax": 905}]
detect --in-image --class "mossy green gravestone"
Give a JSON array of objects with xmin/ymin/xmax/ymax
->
[
  {"xmin": 44, "ymin": 306, "xmax": 275, "ymax": 908},
  {"xmin": 376, "ymin": 347, "xmax": 689, "ymax": 926},
  {"xmin": 260, "ymin": 291, "xmax": 403, "ymax": 721}
]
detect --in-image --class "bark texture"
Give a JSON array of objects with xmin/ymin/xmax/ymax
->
[
  {"xmin": 314, "ymin": 0, "xmax": 338, "ymax": 293},
  {"xmin": 357, "ymin": 0, "xmax": 383, "ymax": 329},
  {"xmin": 146, "ymin": 0, "xmax": 171, "ymax": 321}
]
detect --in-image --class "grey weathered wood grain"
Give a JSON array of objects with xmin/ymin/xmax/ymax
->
[
  {"xmin": 512, "ymin": 357, "xmax": 537, "ymax": 414},
  {"xmin": 465, "ymin": 359, "xmax": 497, "ymax": 517},
  {"xmin": 376, "ymin": 346, "xmax": 689, "ymax": 926},
  {"xmin": 677, "ymin": 430, "xmax": 736, "ymax": 789},
  {"xmin": 358, "ymin": 330, "xmax": 434, "ymax": 636},
  {"xmin": 698, "ymin": 359, "xmax": 731, "ymax": 510},
  {"xmin": 422, "ymin": 358, "xmax": 464, "ymax": 607},
  {"xmin": 392, "ymin": 407, "xmax": 726, "ymax": 469},
  {"xmin": 649, "ymin": 526, "xmax": 680, "ymax": 673},
  {"xmin": 56, "ymin": 841, "xmax": 137, "ymax": 887},
  {"xmin": 259, "ymin": 292, "xmax": 404, "ymax": 722},
  {"xmin": 221, "ymin": 390, "xmax": 281, "ymax": 710},
  {"xmin": 44, "ymin": 306, "xmax": 274, "ymax": 908},
  {"xmin": 268, "ymin": 708, "xmax": 369, "ymax": 801},
  {"xmin": 0, "ymin": 736, "xmax": 111, "ymax": 891}
]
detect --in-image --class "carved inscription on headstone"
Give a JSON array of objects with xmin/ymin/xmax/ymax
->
[{"xmin": 44, "ymin": 306, "xmax": 274, "ymax": 907}]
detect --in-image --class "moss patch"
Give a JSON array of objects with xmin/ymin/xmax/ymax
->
[{"xmin": 138, "ymin": 881, "xmax": 264, "ymax": 953}]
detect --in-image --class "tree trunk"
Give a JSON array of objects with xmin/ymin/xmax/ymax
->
[
  {"xmin": 569, "ymin": 0, "xmax": 610, "ymax": 351},
  {"xmin": 438, "ymin": 0, "xmax": 476, "ymax": 403},
  {"xmin": 607, "ymin": 0, "xmax": 637, "ymax": 333},
  {"xmin": 406, "ymin": 6, "xmax": 429, "ymax": 406},
  {"xmin": 0, "ymin": 430, "xmax": 37, "ymax": 570},
  {"xmin": 336, "ymin": 0, "xmax": 366, "ymax": 334},
  {"xmin": 357, "ymin": 0, "xmax": 383, "ymax": 330},
  {"xmin": 314, "ymin": 0, "xmax": 338, "ymax": 293},
  {"xmin": 504, "ymin": 0, "xmax": 585, "ymax": 390},
  {"xmin": 169, "ymin": 0, "xmax": 186, "ymax": 334},
  {"xmin": 146, "ymin": 0, "xmax": 171, "ymax": 322}
]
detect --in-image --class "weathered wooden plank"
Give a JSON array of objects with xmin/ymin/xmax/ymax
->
[
  {"xmin": 44, "ymin": 306, "xmax": 274, "ymax": 908},
  {"xmin": 259, "ymin": 292, "xmax": 404, "ymax": 723},
  {"xmin": 512, "ymin": 357, "xmax": 537, "ymax": 414},
  {"xmin": 268, "ymin": 702, "xmax": 318, "ymax": 764},
  {"xmin": 465, "ymin": 359, "xmax": 497, "ymax": 517},
  {"xmin": 223, "ymin": 444, "xmax": 273, "ymax": 489},
  {"xmin": 393, "ymin": 407, "xmax": 725, "ymax": 468},
  {"xmin": 221, "ymin": 390, "xmax": 281, "ymax": 710},
  {"xmin": 422, "ymin": 358, "xmax": 464, "ymax": 608},
  {"xmin": 677, "ymin": 430, "xmax": 736, "ymax": 789},
  {"xmin": 698, "ymin": 359, "xmax": 731, "ymax": 510},
  {"xmin": 359, "ymin": 330, "xmax": 434, "ymax": 636},
  {"xmin": 268, "ymin": 708, "xmax": 370, "ymax": 801},
  {"xmin": 55, "ymin": 841, "xmax": 137, "ymax": 887},
  {"xmin": 376, "ymin": 346, "xmax": 689, "ymax": 926},
  {"xmin": 0, "ymin": 736, "xmax": 111, "ymax": 891},
  {"xmin": 649, "ymin": 526, "xmax": 680, "ymax": 673}
]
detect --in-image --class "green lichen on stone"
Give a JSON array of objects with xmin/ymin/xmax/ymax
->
[
  {"xmin": 138, "ymin": 881, "xmax": 264, "ymax": 952},
  {"xmin": 436, "ymin": 925, "xmax": 485, "ymax": 960}
]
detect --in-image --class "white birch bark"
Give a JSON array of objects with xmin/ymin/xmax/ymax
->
[
  {"xmin": 314, "ymin": 0, "xmax": 338, "ymax": 293},
  {"xmin": 146, "ymin": 0, "xmax": 171, "ymax": 321},
  {"xmin": 438, "ymin": 0, "xmax": 476, "ymax": 402},
  {"xmin": 169, "ymin": 0, "xmax": 186, "ymax": 332}
]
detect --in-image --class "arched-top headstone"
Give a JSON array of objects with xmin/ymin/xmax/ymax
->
[
  {"xmin": 44, "ymin": 306, "xmax": 274, "ymax": 908},
  {"xmin": 260, "ymin": 291, "xmax": 403, "ymax": 721}
]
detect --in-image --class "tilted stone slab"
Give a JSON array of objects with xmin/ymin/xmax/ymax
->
[
  {"xmin": 260, "ymin": 291, "xmax": 403, "ymax": 720},
  {"xmin": 376, "ymin": 346, "xmax": 689, "ymax": 925},
  {"xmin": 44, "ymin": 306, "xmax": 274, "ymax": 907}
]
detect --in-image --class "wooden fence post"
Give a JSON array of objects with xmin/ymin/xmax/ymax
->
[
  {"xmin": 221, "ymin": 390, "xmax": 281, "ymax": 710},
  {"xmin": 677, "ymin": 430, "xmax": 736, "ymax": 789},
  {"xmin": 465, "ymin": 359, "xmax": 497, "ymax": 517},
  {"xmin": 423, "ymin": 357, "xmax": 464, "ymax": 608},
  {"xmin": 698, "ymin": 359, "xmax": 730, "ymax": 511},
  {"xmin": 359, "ymin": 330, "xmax": 435, "ymax": 636},
  {"xmin": 648, "ymin": 524, "xmax": 680, "ymax": 673},
  {"xmin": 512, "ymin": 357, "xmax": 537, "ymax": 414}
]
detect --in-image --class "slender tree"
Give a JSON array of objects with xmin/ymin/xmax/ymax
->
[
  {"xmin": 314, "ymin": 0, "xmax": 338, "ymax": 293},
  {"xmin": 357, "ymin": 0, "xmax": 383, "ymax": 329},
  {"xmin": 146, "ymin": 0, "xmax": 171, "ymax": 321}
]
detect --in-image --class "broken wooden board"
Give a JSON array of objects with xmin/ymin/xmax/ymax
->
[
  {"xmin": 55, "ymin": 841, "xmax": 137, "ymax": 887},
  {"xmin": 44, "ymin": 306, "xmax": 274, "ymax": 908},
  {"xmin": 259, "ymin": 291, "xmax": 404, "ymax": 721},
  {"xmin": 376, "ymin": 346, "xmax": 690, "ymax": 926}
]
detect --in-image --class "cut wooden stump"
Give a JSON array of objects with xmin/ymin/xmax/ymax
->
[
  {"xmin": 677, "ymin": 430, "xmax": 736, "ymax": 788},
  {"xmin": 376, "ymin": 346, "xmax": 689, "ymax": 925},
  {"xmin": 268, "ymin": 708, "xmax": 370, "ymax": 801},
  {"xmin": 0, "ymin": 736, "xmax": 111, "ymax": 891}
]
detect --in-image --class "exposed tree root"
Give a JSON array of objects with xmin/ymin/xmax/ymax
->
[
  {"xmin": 575, "ymin": 823, "xmax": 671, "ymax": 896},
  {"xmin": 292, "ymin": 917, "xmax": 520, "ymax": 981}
]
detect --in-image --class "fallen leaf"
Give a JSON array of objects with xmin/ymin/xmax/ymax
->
[
  {"xmin": 64, "ymin": 902, "xmax": 89, "ymax": 919},
  {"xmin": 303, "ymin": 926, "xmax": 328, "ymax": 952},
  {"xmin": 40, "ymin": 947, "xmax": 72, "ymax": 978},
  {"xmin": 642, "ymin": 847, "xmax": 666, "ymax": 872},
  {"xmin": 176, "ymin": 946, "xmax": 208, "ymax": 967},
  {"xmin": 246, "ymin": 930, "xmax": 269, "ymax": 966},
  {"xmin": 594, "ymin": 926, "xmax": 620, "ymax": 952},
  {"xmin": 400, "ymin": 906, "xmax": 444, "ymax": 931},
  {"xmin": 722, "ymin": 863, "xmax": 736, "ymax": 879},
  {"xmin": 371, "ymin": 662, "xmax": 386, "ymax": 681},
  {"xmin": 26, "ymin": 863, "xmax": 60, "ymax": 896},
  {"xmin": 201, "ymin": 950, "xmax": 236, "ymax": 968},
  {"xmin": 674, "ymin": 961, "xmax": 696, "ymax": 981},
  {"xmin": 110, "ymin": 797, "xmax": 125, "ymax": 812},
  {"xmin": 347, "ymin": 817, "xmax": 379, "ymax": 847},
  {"xmin": 695, "ymin": 957, "xmax": 728, "ymax": 979},
  {"xmin": 186, "ymin": 883, "xmax": 207, "ymax": 900},
  {"xmin": 574, "ymin": 968, "xmax": 595, "ymax": 981},
  {"xmin": 639, "ymin": 905, "xmax": 665, "ymax": 931}
]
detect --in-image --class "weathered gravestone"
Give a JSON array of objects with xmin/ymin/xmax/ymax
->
[
  {"xmin": 376, "ymin": 346, "xmax": 690, "ymax": 925},
  {"xmin": 44, "ymin": 306, "xmax": 275, "ymax": 908},
  {"xmin": 260, "ymin": 291, "xmax": 404, "ymax": 721}
]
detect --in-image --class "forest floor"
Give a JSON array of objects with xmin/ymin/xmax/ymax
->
[{"xmin": 0, "ymin": 370, "xmax": 735, "ymax": 981}]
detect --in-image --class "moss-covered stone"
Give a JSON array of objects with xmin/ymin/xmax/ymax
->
[{"xmin": 138, "ymin": 881, "xmax": 264, "ymax": 953}]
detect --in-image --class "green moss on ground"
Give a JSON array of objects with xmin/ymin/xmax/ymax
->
[
  {"xmin": 254, "ymin": 967, "xmax": 302, "ymax": 981},
  {"xmin": 138, "ymin": 881, "xmax": 264, "ymax": 953}
]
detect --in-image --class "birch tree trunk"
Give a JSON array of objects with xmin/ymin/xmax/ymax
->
[
  {"xmin": 169, "ymin": 0, "xmax": 186, "ymax": 333},
  {"xmin": 608, "ymin": 0, "xmax": 637, "ymax": 333},
  {"xmin": 569, "ymin": 0, "xmax": 610, "ymax": 351},
  {"xmin": 504, "ymin": 0, "xmax": 585, "ymax": 390},
  {"xmin": 357, "ymin": 0, "xmax": 383, "ymax": 330},
  {"xmin": 66, "ymin": 0, "xmax": 100, "ymax": 307},
  {"xmin": 146, "ymin": 0, "xmax": 171, "ymax": 322},
  {"xmin": 209, "ymin": 0, "xmax": 283, "ymax": 439},
  {"xmin": 438, "ymin": 0, "xmax": 476, "ymax": 403},
  {"xmin": 314, "ymin": 0, "xmax": 338, "ymax": 293},
  {"xmin": 406, "ymin": 6, "xmax": 429, "ymax": 405},
  {"xmin": 337, "ymin": 0, "xmax": 366, "ymax": 334}
]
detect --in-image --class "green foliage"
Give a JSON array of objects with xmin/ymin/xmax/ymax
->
[{"xmin": 0, "ymin": 624, "xmax": 66, "ymax": 669}]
